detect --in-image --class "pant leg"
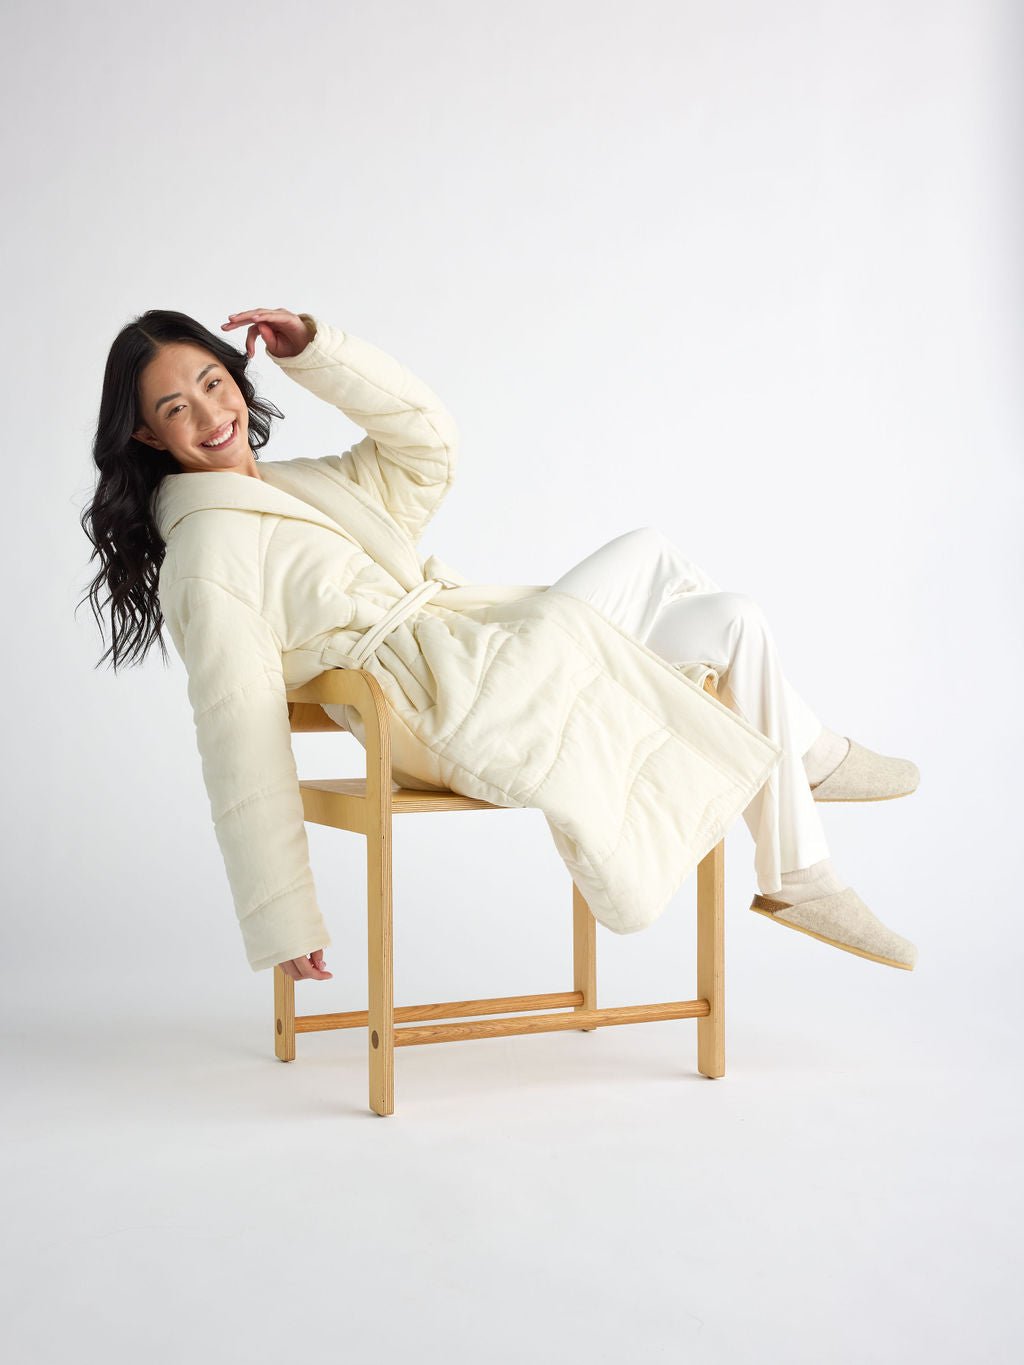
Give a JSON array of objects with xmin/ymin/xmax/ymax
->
[
  {"xmin": 549, "ymin": 526, "xmax": 830, "ymax": 895},
  {"xmin": 547, "ymin": 525, "xmax": 723, "ymax": 640},
  {"xmin": 645, "ymin": 589, "xmax": 830, "ymax": 893}
]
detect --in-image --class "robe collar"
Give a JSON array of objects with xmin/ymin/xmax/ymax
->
[{"xmin": 149, "ymin": 458, "xmax": 426, "ymax": 590}]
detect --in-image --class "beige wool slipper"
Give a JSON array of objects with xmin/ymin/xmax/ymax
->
[
  {"xmin": 750, "ymin": 887, "xmax": 918, "ymax": 970},
  {"xmin": 810, "ymin": 737, "xmax": 920, "ymax": 803}
]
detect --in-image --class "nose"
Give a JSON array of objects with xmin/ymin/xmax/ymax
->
[{"xmin": 196, "ymin": 404, "xmax": 231, "ymax": 434}]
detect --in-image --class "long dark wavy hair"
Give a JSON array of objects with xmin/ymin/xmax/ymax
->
[{"xmin": 78, "ymin": 311, "xmax": 285, "ymax": 671}]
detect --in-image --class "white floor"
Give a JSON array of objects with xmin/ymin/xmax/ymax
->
[{"xmin": 3, "ymin": 978, "xmax": 1020, "ymax": 1364}]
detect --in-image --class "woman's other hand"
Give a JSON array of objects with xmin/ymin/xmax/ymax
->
[
  {"xmin": 222, "ymin": 308, "xmax": 316, "ymax": 360},
  {"xmin": 278, "ymin": 948, "xmax": 333, "ymax": 981}
]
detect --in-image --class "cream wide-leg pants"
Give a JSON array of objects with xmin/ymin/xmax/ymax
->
[{"xmin": 547, "ymin": 526, "xmax": 831, "ymax": 896}]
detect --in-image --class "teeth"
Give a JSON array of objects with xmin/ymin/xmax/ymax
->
[{"xmin": 201, "ymin": 421, "xmax": 234, "ymax": 448}]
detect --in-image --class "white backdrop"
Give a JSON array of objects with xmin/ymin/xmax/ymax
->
[{"xmin": 2, "ymin": 2, "xmax": 1021, "ymax": 1361}]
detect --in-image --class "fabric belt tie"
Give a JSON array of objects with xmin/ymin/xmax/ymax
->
[{"xmin": 319, "ymin": 575, "xmax": 460, "ymax": 671}]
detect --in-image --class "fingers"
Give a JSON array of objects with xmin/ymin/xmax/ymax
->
[
  {"xmin": 221, "ymin": 309, "xmax": 285, "ymax": 332},
  {"xmin": 295, "ymin": 951, "xmax": 333, "ymax": 981},
  {"xmin": 223, "ymin": 311, "xmax": 267, "ymax": 354},
  {"xmin": 222, "ymin": 311, "xmax": 289, "ymax": 358},
  {"xmin": 309, "ymin": 949, "xmax": 333, "ymax": 978},
  {"xmin": 277, "ymin": 950, "xmax": 332, "ymax": 981},
  {"xmin": 302, "ymin": 952, "xmax": 332, "ymax": 979},
  {"xmin": 236, "ymin": 320, "xmax": 271, "ymax": 359}
]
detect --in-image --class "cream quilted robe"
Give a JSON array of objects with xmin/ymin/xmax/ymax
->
[{"xmin": 151, "ymin": 316, "xmax": 782, "ymax": 971}]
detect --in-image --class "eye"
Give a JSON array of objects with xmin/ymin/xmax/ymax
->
[{"xmin": 167, "ymin": 377, "xmax": 222, "ymax": 419}]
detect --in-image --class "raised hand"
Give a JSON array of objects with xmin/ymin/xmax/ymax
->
[{"xmin": 222, "ymin": 308, "xmax": 316, "ymax": 360}]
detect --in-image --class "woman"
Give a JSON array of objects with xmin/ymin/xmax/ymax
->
[{"xmin": 81, "ymin": 305, "xmax": 921, "ymax": 982}]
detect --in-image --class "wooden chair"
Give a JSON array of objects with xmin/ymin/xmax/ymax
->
[{"xmin": 281, "ymin": 668, "xmax": 726, "ymax": 1115}]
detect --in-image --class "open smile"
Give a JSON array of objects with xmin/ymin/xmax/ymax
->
[{"xmin": 200, "ymin": 419, "xmax": 238, "ymax": 450}]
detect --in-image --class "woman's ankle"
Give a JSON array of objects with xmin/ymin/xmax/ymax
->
[{"xmin": 775, "ymin": 857, "xmax": 848, "ymax": 904}]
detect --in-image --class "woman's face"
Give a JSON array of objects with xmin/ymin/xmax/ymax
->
[{"xmin": 133, "ymin": 342, "xmax": 259, "ymax": 476}]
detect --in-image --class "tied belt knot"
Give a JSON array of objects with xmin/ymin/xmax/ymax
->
[{"xmin": 319, "ymin": 572, "xmax": 462, "ymax": 672}]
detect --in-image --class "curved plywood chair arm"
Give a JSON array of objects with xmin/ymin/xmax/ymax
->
[{"xmin": 286, "ymin": 669, "xmax": 391, "ymax": 805}]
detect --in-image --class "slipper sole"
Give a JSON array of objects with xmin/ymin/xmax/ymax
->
[{"xmin": 749, "ymin": 902, "xmax": 915, "ymax": 970}]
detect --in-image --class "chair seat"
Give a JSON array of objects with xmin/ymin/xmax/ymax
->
[{"xmin": 298, "ymin": 776, "xmax": 503, "ymax": 832}]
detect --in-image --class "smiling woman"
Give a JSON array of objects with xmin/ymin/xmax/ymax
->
[
  {"xmin": 132, "ymin": 347, "xmax": 259, "ymax": 476},
  {"xmin": 78, "ymin": 306, "xmax": 338, "ymax": 984},
  {"xmin": 78, "ymin": 308, "xmax": 291, "ymax": 673},
  {"xmin": 78, "ymin": 300, "xmax": 927, "ymax": 996}
]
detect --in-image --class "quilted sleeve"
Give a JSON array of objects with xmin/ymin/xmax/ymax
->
[
  {"xmin": 164, "ymin": 577, "xmax": 332, "ymax": 973},
  {"xmin": 269, "ymin": 314, "xmax": 458, "ymax": 544}
]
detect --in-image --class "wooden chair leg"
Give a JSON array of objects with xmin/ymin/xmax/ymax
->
[
  {"xmin": 696, "ymin": 839, "xmax": 726, "ymax": 1078},
  {"xmin": 367, "ymin": 797, "xmax": 395, "ymax": 1117},
  {"xmin": 274, "ymin": 965, "xmax": 295, "ymax": 1062},
  {"xmin": 572, "ymin": 882, "xmax": 597, "ymax": 1030}
]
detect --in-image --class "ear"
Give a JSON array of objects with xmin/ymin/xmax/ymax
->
[{"xmin": 133, "ymin": 425, "xmax": 165, "ymax": 451}]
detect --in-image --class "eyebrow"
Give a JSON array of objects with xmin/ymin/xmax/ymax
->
[{"xmin": 154, "ymin": 362, "xmax": 220, "ymax": 414}]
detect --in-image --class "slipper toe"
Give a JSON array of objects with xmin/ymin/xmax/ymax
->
[{"xmin": 810, "ymin": 738, "xmax": 920, "ymax": 803}]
